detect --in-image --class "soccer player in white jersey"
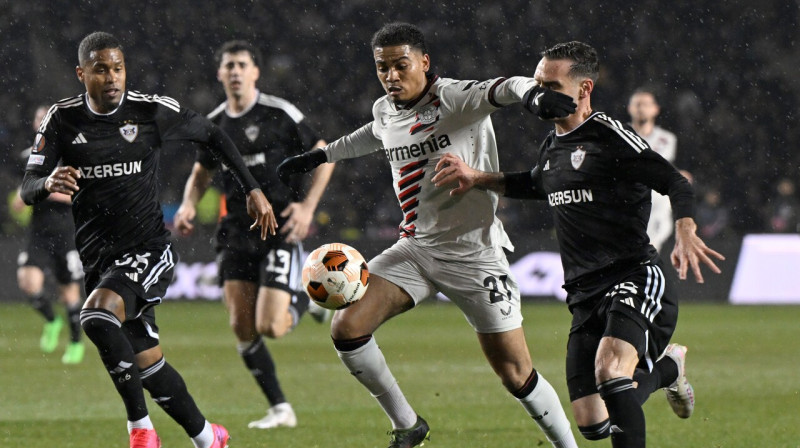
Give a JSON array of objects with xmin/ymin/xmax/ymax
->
[
  {"xmin": 278, "ymin": 22, "xmax": 579, "ymax": 448},
  {"xmin": 628, "ymin": 88, "xmax": 678, "ymax": 252}
]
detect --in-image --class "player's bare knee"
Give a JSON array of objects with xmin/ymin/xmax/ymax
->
[
  {"xmin": 256, "ymin": 319, "xmax": 286, "ymax": 339},
  {"xmin": 230, "ymin": 318, "xmax": 257, "ymax": 342}
]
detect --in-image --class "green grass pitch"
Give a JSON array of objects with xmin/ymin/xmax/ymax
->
[{"xmin": 1, "ymin": 301, "xmax": 799, "ymax": 447}]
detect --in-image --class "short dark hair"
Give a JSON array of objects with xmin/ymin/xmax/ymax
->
[
  {"xmin": 541, "ymin": 41, "xmax": 599, "ymax": 82},
  {"xmin": 370, "ymin": 22, "xmax": 427, "ymax": 54},
  {"xmin": 215, "ymin": 40, "xmax": 263, "ymax": 68},
  {"xmin": 630, "ymin": 87, "xmax": 660, "ymax": 105},
  {"xmin": 78, "ymin": 31, "xmax": 122, "ymax": 66}
]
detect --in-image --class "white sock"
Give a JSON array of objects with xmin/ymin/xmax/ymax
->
[
  {"xmin": 337, "ymin": 337, "xmax": 416, "ymax": 429},
  {"xmin": 190, "ymin": 420, "xmax": 213, "ymax": 448},
  {"xmin": 127, "ymin": 415, "xmax": 154, "ymax": 433},
  {"xmin": 375, "ymin": 382, "xmax": 418, "ymax": 429},
  {"xmin": 517, "ymin": 373, "xmax": 578, "ymax": 448}
]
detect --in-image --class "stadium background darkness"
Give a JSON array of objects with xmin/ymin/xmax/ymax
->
[{"xmin": 0, "ymin": 1, "xmax": 796, "ymax": 296}]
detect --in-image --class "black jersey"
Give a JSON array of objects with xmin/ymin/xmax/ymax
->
[
  {"xmin": 201, "ymin": 92, "xmax": 320, "ymax": 226},
  {"xmin": 23, "ymin": 91, "xmax": 259, "ymax": 272},
  {"xmin": 508, "ymin": 112, "xmax": 694, "ymax": 301}
]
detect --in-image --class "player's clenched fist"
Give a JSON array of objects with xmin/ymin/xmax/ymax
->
[
  {"xmin": 522, "ymin": 85, "xmax": 576, "ymax": 120},
  {"xmin": 45, "ymin": 166, "xmax": 81, "ymax": 195},
  {"xmin": 277, "ymin": 148, "xmax": 327, "ymax": 185}
]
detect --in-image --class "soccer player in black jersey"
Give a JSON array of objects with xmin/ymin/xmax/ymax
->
[
  {"xmin": 432, "ymin": 41, "xmax": 725, "ymax": 447},
  {"xmin": 174, "ymin": 40, "xmax": 334, "ymax": 430},
  {"xmin": 20, "ymin": 32, "xmax": 277, "ymax": 448},
  {"xmin": 13, "ymin": 105, "xmax": 85, "ymax": 364}
]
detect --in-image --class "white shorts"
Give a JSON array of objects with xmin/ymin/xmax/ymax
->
[{"xmin": 369, "ymin": 238, "xmax": 522, "ymax": 333}]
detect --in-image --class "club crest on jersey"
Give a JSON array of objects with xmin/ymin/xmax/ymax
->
[
  {"xmin": 119, "ymin": 124, "xmax": 138, "ymax": 143},
  {"xmin": 245, "ymin": 125, "xmax": 260, "ymax": 142},
  {"xmin": 410, "ymin": 102, "xmax": 440, "ymax": 135},
  {"xmin": 571, "ymin": 147, "xmax": 586, "ymax": 169}
]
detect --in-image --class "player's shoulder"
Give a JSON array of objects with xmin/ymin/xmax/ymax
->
[
  {"xmin": 256, "ymin": 92, "xmax": 305, "ymax": 123},
  {"xmin": 206, "ymin": 101, "xmax": 226, "ymax": 120},
  {"xmin": 126, "ymin": 90, "xmax": 181, "ymax": 113},
  {"xmin": 588, "ymin": 112, "xmax": 650, "ymax": 154},
  {"xmin": 652, "ymin": 125, "xmax": 677, "ymax": 141},
  {"xmin": 40, "ymin": 95, "xmax": 84, "ymax": 128}
]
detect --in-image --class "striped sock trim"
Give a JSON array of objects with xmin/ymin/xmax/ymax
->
[{"xmin": 79, "ymin": 308, "xmax": 121, "ymax": 327}]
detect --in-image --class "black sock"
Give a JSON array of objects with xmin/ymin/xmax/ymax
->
[
  {"xmin": 239, "ymin": 338, "xmax": 285, "ymax": 405},
  {"xmin": 66, "ymin": 303, "xmax": 82, "ymax": 342},
  {"xmin": 578, "ymin": 419, "xmax": 611, "ymax": 441},
  {"xmin": 288, "ymin": 293, "xmax": 309, "ymax": 329},
  {"xmin": 30, "ymin": 292, "xmax": 55, "ymax": 321},
  {"xmin": 632, "ymin": 357, "xmax": 679, "ymax": 405},
  {"xmin": 598, "ymin": 377, "xmax": 646, "ymax": 447},
  {"xmin": 80, "ymin": 308, "xmax": 148, "ymax": 421},
  {"xmin": 141, "ymin": 357, "xmax": 206, "ymax": 437}
]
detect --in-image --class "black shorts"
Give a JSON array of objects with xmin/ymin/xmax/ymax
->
[
  {"xmin": 565, "ymin": 258, "xmax": 678, "ymax": 401},
  {"xmin": 122, "ymin": 307, "xmax": 160, "ymax": 354},
  {"xmin": 216, "ymin": 224, "xmax": 303, "ymax": 293},
  {"xmin": 18, "ymin": 232, "xmax": 83, "ymax": 284},
  {"xmin": 84, "ymin": 241, "xmax": 178, "ymax": 322}
]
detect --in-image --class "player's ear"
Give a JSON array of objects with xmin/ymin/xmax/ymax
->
[
  {"xmin": 421, "ymin": 53, "xmax": 430, "ymax": 72},
  {"xmin": 76, "ymin": 66, "xmax": 84, "ymax": 83},
  {"xmin": 580, "ymin": 79, "xmax": 593, "ymax": 99}
]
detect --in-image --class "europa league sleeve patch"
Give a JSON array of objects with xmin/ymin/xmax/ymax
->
[
  {"xmin": 27, "ymin": 154, "xmax": 46, "ymax": 166},
  {"xmin": 33, "ymin": 133, "xmax": 46, "ymax": 153}
]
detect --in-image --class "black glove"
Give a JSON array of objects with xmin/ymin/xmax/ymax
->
[
  {"xmin": 522, "ymin": 86, "xmax": 576, "ymax": 120},
  {"xmin": 277, "ymin": 148, "xmax": 327, "ymax": 185}
]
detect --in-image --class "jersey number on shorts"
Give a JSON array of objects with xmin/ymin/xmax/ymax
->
[
  {"xmin": 484, "ymin": 274, "xmax": 513, "ymax": 303},
  {"xmin": 266, "ymin": 249, "xmax": 291, "ymax": 285}
]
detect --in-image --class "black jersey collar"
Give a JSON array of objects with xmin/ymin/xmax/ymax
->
[
  {"xmin": 84, "ymin": 91, "xmax": 126, "ymax": 117},
  {"xmin": 555, "ymin": 111, "xmax": 602, "ymax": 137}
]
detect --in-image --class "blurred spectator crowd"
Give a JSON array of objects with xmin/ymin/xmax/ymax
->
[{"xmin": 1, "ymin": 1, "xmax": 798, "ymax": 243}]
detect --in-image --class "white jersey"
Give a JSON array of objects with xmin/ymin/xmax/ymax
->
[
  {"xmin": 642, "ymin": 125, "xmax": 678, "ymax": 251},
  {"xmin": 323, "ymin": 75, "xmax": 535, "ymax": 258},
  {"xmin": 644, "ymin": 125, "xmax": 677, "ymax": 163}
]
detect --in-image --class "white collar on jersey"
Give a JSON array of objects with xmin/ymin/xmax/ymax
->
[
  {"xmin": 225, "ymin": 89, "xmax": 259, "ymax": 119},
  {"xmin": 84, "ymin": 91, "xmax": 126, "ymax": 116}
]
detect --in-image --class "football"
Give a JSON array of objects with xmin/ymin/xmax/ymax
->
[{"xmin": 302, "ymin": 243, "xmax": 369, "ymax": 310}]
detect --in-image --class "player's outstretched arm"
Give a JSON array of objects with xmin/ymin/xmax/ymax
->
[
  {"xmin": 174, "ymin": 162, "xmax": 214, "ymax": 237},
  {"xmin": 246, "ymin": 188, "xmax": 278, "ymax": 240},
  {"xmin": 671, "ymin": 217, "xmax": 726, "ymax": 283},
  {"xmin": 432, "ymin": 153, "xmax": 506, "ymax": 196},
  {"xmin": 277, "ymin": 148, "xmax": 327, "ymax": 185},
  {"xmin": 280, "ymin": 140, "xmax": 333, "ymax": 243}
]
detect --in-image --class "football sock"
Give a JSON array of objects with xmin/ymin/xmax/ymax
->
[
  {"xmin": 334, "ymin": 335, "xmax": 416, "ymax": 429},
  {"xmin": 127, "ymin": 415, "xmax": 154, "ymax": 432},
  {"xmin": 29, "ymin": 292, "xmax": 55, "ymax": 321},
  {"xmin": 513, "ymin": 369, "xmax": 578, "ymax": 448},
  {"xmin": 140, "ymin": 357, "xmax": 206, "ymax": 437},
  {"xmin": 632, "ymin": 357, "xmax": 679, "ymax": 405},
  {"xmin": 80, "ymin": 308, "xmax": 148, "ymax": 421},
  {"xmin": 598, "ymin": 377, "xmax": 646, "ymax": 447},
  {"xmin": 190, "ymin": 420, "xmax": 214, "ymax": 448},
  {"xmin": 578, "ymin": 419, "xmax": 612, "ymax": 440},
  {"xmin": 66, "ymin": 302, "xmax": 82, "ymax": 342},
  {"xmin": 238, "ymin": 338, "xmax": 286, "ymax": 406},
  {"xmin": 288, "ymin": 293, "xmax": 309, "ymax": 330}
]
